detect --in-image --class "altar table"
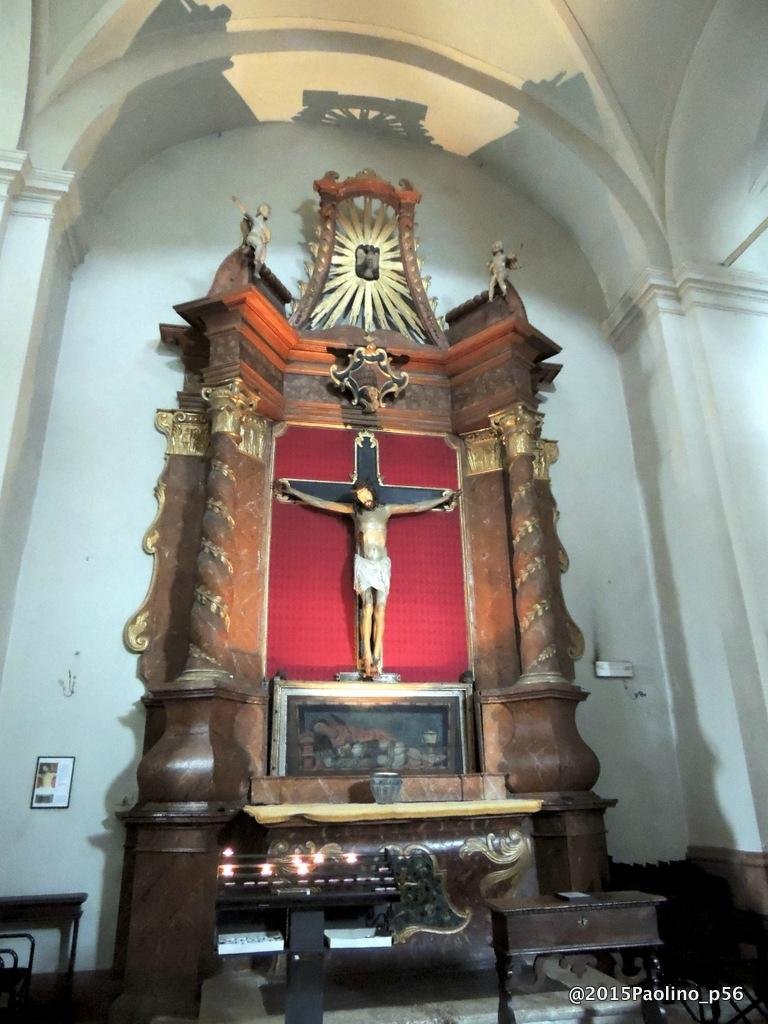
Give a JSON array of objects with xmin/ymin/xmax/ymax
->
[
  {"xmin": 225, "ymin": 799, "xmax": 544, "ymax": 974},
  {"xmin": 243, "ymin": 798, "xmax": 543, "ymax": 825}
]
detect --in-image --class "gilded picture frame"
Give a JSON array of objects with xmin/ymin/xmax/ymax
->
[{"xmin": 270, "ymin": 680, "xmax": 474, "ymax": 776}]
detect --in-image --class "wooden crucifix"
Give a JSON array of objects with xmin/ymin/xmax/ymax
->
[{"xmin": 274, "ymin": 431, "xmax": 459, "ymax": 678}]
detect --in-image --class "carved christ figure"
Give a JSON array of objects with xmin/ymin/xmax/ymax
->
[{"xmin": 275, "ymin": 478, "xmax": 458, "ymax": 677}]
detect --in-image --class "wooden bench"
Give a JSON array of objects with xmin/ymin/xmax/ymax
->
[
  {"xmin": 486, "ymin": 890, "xmax": 667, "ymax": 1024},
  {"xmin": 0, "ymin": 893, "xmax": 87, "ymax": 1021}
]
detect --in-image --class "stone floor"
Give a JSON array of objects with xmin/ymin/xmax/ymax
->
[{"xmin": 150, "ymin": 959, "xmax": 691, "ymax": 1024}]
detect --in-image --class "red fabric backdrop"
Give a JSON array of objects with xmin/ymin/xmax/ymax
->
[{"xmin": 267, "ymin": 426, "xmax": 468, "ymax": 681}]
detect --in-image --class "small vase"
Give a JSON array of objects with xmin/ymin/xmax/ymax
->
[{"xmin": 370, "ymin": 771, "xmax": 403, "ymax": 804}]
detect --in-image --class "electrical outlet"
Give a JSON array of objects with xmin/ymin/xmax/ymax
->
[{"xmin": 594, "ymin": 660, "xmax": 634, "ymax": 678}]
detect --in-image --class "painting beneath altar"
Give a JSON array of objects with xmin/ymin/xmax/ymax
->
[{"xmin": 271, "ymin": 681, "xmax": 473, "ymax": 776}]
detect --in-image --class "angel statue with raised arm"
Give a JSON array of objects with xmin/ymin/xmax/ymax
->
[
  {"xmin": 232, "ymin": 195, "xmax": 271, "ymax": 268},
  {"xmin": 488, "ymin": 240, "xmax": 522, "ymax": 300},
  {"xmin": 275, "ymin": 477, "xmax": 459, "ymax": 678}
]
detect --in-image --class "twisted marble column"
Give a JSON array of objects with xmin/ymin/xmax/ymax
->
[
  {"xmin": 184, "ymin": 379, "xmax": 257, "ymax": 677},
  {"xmin": 492, "ymin": 402, "xmax": 572, "ymax": 686},
  {"xmin": 534, "ymin": 440, "xmax": 585, "ymax": 673}
]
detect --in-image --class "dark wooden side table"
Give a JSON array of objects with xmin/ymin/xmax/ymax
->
[
  {"xmin": 486, "ymin": 890, "xmax": 666, "ymax": 1024},
  {"xmin": 0, "ymin": 893, "xmax": 87, "ymax": 1021}
]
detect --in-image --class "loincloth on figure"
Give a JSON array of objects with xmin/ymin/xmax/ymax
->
[{"xmin": 353, "ymin": 553, "xmax": 392, "ymax": 597}]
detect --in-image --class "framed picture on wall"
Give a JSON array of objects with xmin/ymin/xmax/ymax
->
[
  {"xmin": 270, "ymin": 681, "xmax": 474, "ymax": 776},
  {"xmin": 30, "ymin": 755, "xmax": 75, "ymax": 809}
]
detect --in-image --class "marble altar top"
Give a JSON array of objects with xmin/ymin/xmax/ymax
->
[{"xmin": 243, "ymin": 798, "xmax": 542, "ymax": 825}]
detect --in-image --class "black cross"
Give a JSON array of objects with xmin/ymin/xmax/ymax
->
[{"xmin": 283, "ymin": 431, "xmax": 448, "ymax": 507}]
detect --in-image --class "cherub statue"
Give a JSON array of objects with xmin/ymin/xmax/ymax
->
[
  {"xmin": 488, "ymin": 240, "xmax": 522, "ymax": 301},
  {"xmin": 232, "ymin": 195, "xmax": 271, "ymax": 268}
]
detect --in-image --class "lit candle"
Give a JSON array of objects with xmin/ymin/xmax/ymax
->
[
  {"xmin": 344, "ymin": 852, "xmax": 358, "ymax": 865},
  {"xmin": 222, "ymin": 847, "xmax": 234, "ymax": 858},
  {"xmin": 259, "ymin": 863, "xmax": 273, "ymax": 877},
  {"xmin": 312, "ymin": 852, "xmax": 325, "ymax": 865},
  {"xmin": 220, "ymin": 864, "xmax": 235, "ymax": 877},
  {"xmin": 296, "ymin": 862, "xmax": 310, "ymax": 876}
]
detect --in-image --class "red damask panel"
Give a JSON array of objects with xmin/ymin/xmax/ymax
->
[{"xmin": 267, "ymin": 426, "xmax": 468, "ymax": 681}]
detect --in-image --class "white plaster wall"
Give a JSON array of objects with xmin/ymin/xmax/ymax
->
[
  {"xmin": 614, "ymin": 302, "xmax": 765, "ymax": 854},
  {"xmin": 683, "ymin": 299, "xmax": 768, "ymax": 847},
  {"xmin": 0, "ymin": 2, "xmax": 31, "ymax": 150},
  {"xmin": 0, "ymin": 227, "xmax": 73, "ymax": 689},
  {"xmin": 0, "ymin": 123, "xmax": 686, "ymax": 971},
  {"xmin": 666, "ymin": 0, "xmax": 768, "ymax": 270},
  {"xmin": 689, "ymin": 303, "xmax": 768, "ymax": 657}
]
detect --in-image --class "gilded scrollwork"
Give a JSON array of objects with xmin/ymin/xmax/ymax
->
[
  {"xmin": 515, "ymin": 555, "xmax": 547, "ymax": 586},
  {"xmin": 210, "ymin": 458, "xmax": 236, "ymax": 482},
  {"xmin": 519, "ymin": 599, "xmax": 551, "ymax": 632},
  {"xmin": 512, "ymin": 518, "xmax": 537, "ymax": 544},
  {"xmin": 547, "ymin": 498, "xmax": 584, "ymax": 662},
  {"xmin": 559, "ymin": 545, "xmax": 570, "ymax": 574},
  {"xmin": 123, "ymin": 481, "xmax": 166, "ymax": 654},
  {"xmin": 386, "ymin": 843, "xmax": 470, "ymax": 943},
  {"xmin": 567, "ymin": 615, "xmax": 585, "ymax": 661},
  {"xmin": 205, "ymin": 497, "xmax": 235, "ymax": 529},
  {"xmin": 330, "ymin": 341, "xmax": 409, "ymax": 413},
  {"xmin": 155, "ymin": 409, "xmax": 209, "ymax": 457},
  {"xmin": 531, "ymin": 644, "xmax": 558, "ymax": 668},
  {"xmin": 459, "ymin": 829, "xmax": 532, "ymax": 899},
  {"xmin": 200, "ymin": 538, "xmax": 234, "ymax": 573},
  {"xmin": 511, "ymin": 481, "xmax": 535, "ymax": 502},
  {"xmin": 194, "ymin": 585, "xmax": 230, "ymax": 629},
  {"xmin": 187, "ymin": 642, "xmax": 219, "ymax": 666},
  {"xmin": 124, "ymin": 609, "xmax": 150, "ymax": 653}
]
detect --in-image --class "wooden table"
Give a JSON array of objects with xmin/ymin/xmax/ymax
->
[
  {"xmin": 486, "ymin": 890, "xmax": 666, "ymax": 1024},
  {"xmin": 0, "ymin": 892, "xmax": 87, "ymax": 1020}
]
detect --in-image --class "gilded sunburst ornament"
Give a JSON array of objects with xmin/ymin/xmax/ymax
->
[{"xmin": 307, "ymin": 195, "xmax": 429, "ymax": 339}]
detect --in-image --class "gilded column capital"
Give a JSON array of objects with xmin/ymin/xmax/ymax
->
[
  {"xmin": 155, "ymin": 409, "xmax": 209, "ymax": 456},
  {"xmin": 463, "ymin": 427, "xmax": 502, "ymax": 476},
  {"xmin": 533, "ymin": 438, "xmax": 559, "ymax": 481},
  {"xmin": 491, "ymin": 402, "xmax": 542, "ymax": 458},
  {"xmin": 201, "ymin": 378, "xmax": 260, "ymax": 436},
  {"xmin": 240, "ymin": 408, "xmax": 270, "ymax": 461}
]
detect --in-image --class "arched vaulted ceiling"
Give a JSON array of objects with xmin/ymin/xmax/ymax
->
[{"xmin": 10, "ymin": 0, "xmax": 768, "ymax": 305}]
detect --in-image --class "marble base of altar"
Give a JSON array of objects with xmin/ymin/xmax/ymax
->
[
  {"xmin": 248, "ymin": 772, "xmax": 509, "ymax": 805},
  {"xmin": 526, "ymin": 792, "xmax": 617, "ymax": 892}
]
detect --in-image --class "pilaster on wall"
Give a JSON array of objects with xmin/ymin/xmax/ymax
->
[
  {"xmin": 0, "ymin": 149, "xmax": 30, "ymax": 246},
  {"xmin": 603, "ymin": 264, "xmax": 768, "ymax": 885},
  {"xmin": 0, "ymin": 157, "xmax": 80, "ymax": 685}
]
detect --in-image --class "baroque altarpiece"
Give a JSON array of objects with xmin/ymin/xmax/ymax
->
[{"xmin": 116, "ymin": 170, "xmax": 612, "ymax": 1020}]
